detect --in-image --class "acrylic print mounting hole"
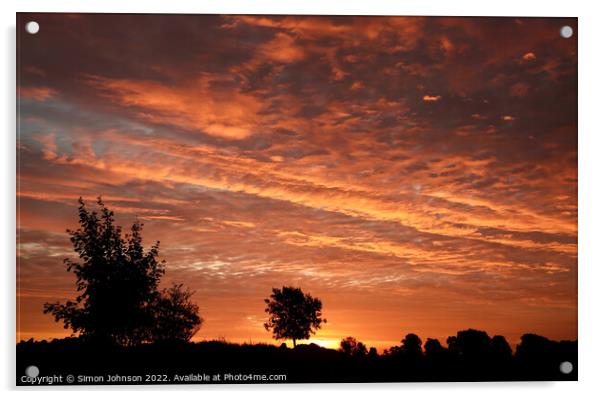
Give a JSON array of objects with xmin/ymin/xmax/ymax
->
[
  {"xmin": 25, "ymin": 365, "xmax": 39, "ymax": 378},
  {"xmin": 25, "ymin": 21, "xmax": 39, "ymax": 35},
  {"xmin": 559, "ymin": 361, "xmax": 573, "ymax": 374},
  {"xmin": 560, "ymin": 25, "xmax": 573, "ymax": 38}
]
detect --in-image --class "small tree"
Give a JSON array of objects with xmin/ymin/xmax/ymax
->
[
  {"xmin": 339, "ymin": 336, "xmax": 368, "ymax": 357},
  {"xmin": 424, "ymin": 338, "xmax": 445, "ymax": 357},
  {"xmin": 385, "ymin": 333, "xmax": 423, "ymax": 357},
  {"xmin": 150, "ymin": 284, "xmax": 203, "ymax": 343},
  {"xmin": 264, "ymin": 286, "xmax": 325, "ymax": 347},
  {"xmin": 454, "ymin": 329, "xmax": 491, "ymax": 360},
  {"xmin": 491, "ymin": 335, "xmax": 512, "ymax": 361},
  {"xmin": 401, "ymin": 333, "xmax": 423, "ymax": 357},
  {"xmin": 368, "ymin": 347, "xmax": 378, "ymax": 358}
]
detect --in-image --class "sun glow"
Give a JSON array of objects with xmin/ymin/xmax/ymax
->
[{"xmin": 305, "ymin": 338, "xmax": 340, "ymax": 349}]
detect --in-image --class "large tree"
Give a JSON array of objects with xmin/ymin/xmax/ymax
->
[
  {"xmin": 44, "ymin": 198, "xmax": 201, "ymax": 345},
  {"xmin": 264, "ymin": 286, "xmax": 325, "ymax": 347}
]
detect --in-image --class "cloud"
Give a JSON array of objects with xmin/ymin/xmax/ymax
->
[
  {"xmin": 510, "ymin": 82, "xmax": 530, "ymax": 97},
  {"xmin": 422, "ymin": 95, "xmax": 442, "ymax": 102},
  {"xmin": 19, "ymin": 86, "xmax": 56, "ymax": 101},
  {"xmin": 85, "ymin": 74, "xmax": 264, "ymax": 140},
  {"xmin": 258, "ymin": 32, "xmax": 306, "ymax": 63},
  {"xmin": 522, "ymin": 52, "xmax": 537, "ymax": 61}
]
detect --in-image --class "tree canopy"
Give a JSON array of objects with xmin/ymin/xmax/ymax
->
[
  {"xmin": 43, "ymin": 198, "xmax": 202, "ymax": 345},
  {"xmin": 339, "ymin": 336, "xmax": 368, "ymax": 357},
  {"xmin": 264, "ymin": 286, "xmax": 325, "ymax": 347}
]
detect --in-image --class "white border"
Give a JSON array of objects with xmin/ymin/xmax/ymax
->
[{"xmin": 3, "ymin": 1, "xmax": 601, "ymax": 398}]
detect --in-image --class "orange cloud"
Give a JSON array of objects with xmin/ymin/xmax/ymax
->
[
  {"xmin": 423, "ymin": 95, "xmax": 442, "ymax": 102},
  {"xmin": 259, "ymin": 32, "xmax": 306, "ymax": 63},
  {"xmin": 510, "ymin": 82, "xmax": 530, "ymax": 97},
  {"xmin": 440, "ymin": 36, "xmax": 455, "ymax": 53},
  {"xmin": 350, "ymin": 81, "xmax": 365, "ymax": 90},
  {"xmin": 86, "ymin": 74, "xmax": 263, "ymax": 140},
  {"xmin": 19, "ymin": 86, "xmax": 56, "ymax": 101},
  {"xmin": 522, "ymin": 52, "xmax": 537, "ymax": 61}
]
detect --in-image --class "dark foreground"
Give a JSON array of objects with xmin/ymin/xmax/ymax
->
[{"xmin": 17, "ymin": 337, "xmax": 577, "ymax": 385}]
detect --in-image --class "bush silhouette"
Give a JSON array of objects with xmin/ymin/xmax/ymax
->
[
  {"xmin": 43, "ymin": 198, "xmax": 201, "ymax": 345},
  {"xmin": 264, "ymin": 286, "xmax": 325, "ymax": 347}
]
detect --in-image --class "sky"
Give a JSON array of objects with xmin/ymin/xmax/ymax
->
[{"xmin": 17, "ymin": 14, "xmax": 577, "ymax": 350}]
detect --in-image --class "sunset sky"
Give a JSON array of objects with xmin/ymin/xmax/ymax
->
[{"xmin": 17, "ymin": 14, "xmax": 577, "ymax": 350}]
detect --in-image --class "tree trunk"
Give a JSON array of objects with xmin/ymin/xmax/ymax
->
[{"xmin": 293, "ymin": 338, "xmax": 296, "ymax": 348}]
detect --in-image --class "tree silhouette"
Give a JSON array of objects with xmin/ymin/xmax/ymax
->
[
  {"xmin": 150, "ymin": 284, "xmax": 204, "ymax": 343},
  {"xmin": 339, "ymin": 336, "xmax": 368, "ymax": 357},
  {"xmin": 514, "ymin": 332, "xmax": 574, "ymax": 377},
  {"xmin": 401, "ymin": 333, "xmax": 423, "ymax": 357},
  {"xmin": 491, "ymin": 335, "xmax": 512, "ymax": 361},
  {"xmin": 43, "ymin": 198, "xmax": 201, "ymax": 345},
  {"xmin": 516, "ymin": 333, "xmax": 554, "ymax": 361},
  {"xmin": 263, "ymin": 286, "xmax": 325, "ymax": 347},
  {"xmin": 384, "ymin": 333, "xmax": 424, "ymax": 358},
  {"xmin": 453, "ymin": 329, "xmax": 491, "ymax": 361},
  {"xmin": 424, "ymin": 338, "xmax": 445, "ymax": 358},
  {"xmin": 368, "ymin": 347, "xmax": 378, "ymax": 358}
]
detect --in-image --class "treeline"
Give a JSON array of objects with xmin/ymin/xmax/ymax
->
[
  {"xmin": 337, "ymin": 329, "xmax": 576, "ymax": 381},
  {"xmin": 17, "ymin": 329, "xmax": 576, "ymax": 384}
]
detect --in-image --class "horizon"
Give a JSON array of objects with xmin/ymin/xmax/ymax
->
[{"xmin": 17, "ymin": 14, "xmax": 577, "ymax": 352}]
